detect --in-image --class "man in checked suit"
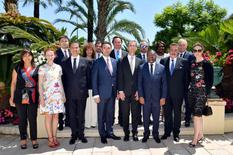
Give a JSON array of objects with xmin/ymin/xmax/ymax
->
[
  {"xmin": 160, "ymin": 43, "xmax": 189, "ymax": 142},
  {"xmin": 118, "ymin": 40, "xmax": 143, "ymax": 141},
  {"xmin": 110, "ymin": 36, "xmax": 127, "ymax": 126},
  {"xmin": 92, "ymin": 42, "xmax": 121, "ymax": 144}
]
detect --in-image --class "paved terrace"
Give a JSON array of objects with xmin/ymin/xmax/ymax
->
[{"xmin": 0, "ymin": 132, "xmax": 233, "ymax": 155}]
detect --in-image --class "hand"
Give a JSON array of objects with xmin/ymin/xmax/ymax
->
[
  {"xmin": 139, "ymin": 97, "xmax": 145, "ymax": 105},
  {"xmin": 94, "ymin": 97, "xmax": 101, "ymax": 104},
  {"xmin": 9, "ymin": 97, "xmax": 15, "ymax": 107},
  {"xmin": 134, "ymin": 91, "xmax": 139, "ymax": 101},
  {"xmin": 40, "ymin": 97, "xmax": 45, "ymax": 107},
  {"xmin": 119, "ymin": 92, "xmax": 125, "ymax": 101},
  {"xmin": 160, "ymin": 98, "xmax": 166, "ymax": 106},
  {"xmin": 116, "ymin": 94, "xmax": 120, "ymax": 100}
]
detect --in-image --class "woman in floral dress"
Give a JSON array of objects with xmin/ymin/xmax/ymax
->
[
  {"xmin": 38, "ymin": 48, "xmax": 66, "ymax": 148},
  {"xmin": 188, "ymin": 43, "xmax": 213, "ymax": 147}
]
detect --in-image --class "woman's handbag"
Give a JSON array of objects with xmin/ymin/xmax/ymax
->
[{"xmin": 203, "ymin": 100, "xmax": 213, "ymax": 116}]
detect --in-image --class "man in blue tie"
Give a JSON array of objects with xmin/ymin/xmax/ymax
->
[
  {"xmin": 138, "ymin": 50, "xmax": 167, "ymax": 143},
  {"xmin": 160, "ymin": 43, "xmax": 189, "ymax": 142}
]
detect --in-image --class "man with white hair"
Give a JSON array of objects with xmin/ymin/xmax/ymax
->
[{"xmin": 178, "ymin": 38, "xmax": 195, "ymax": 127}]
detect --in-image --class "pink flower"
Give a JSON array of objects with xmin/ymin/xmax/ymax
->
[
  {"xmin": 196, "ymin": 82, "xmax": 202, "ymax": 87},
  {"xmin": 200, "ymin": 80, "xmax": 205, "ymax": 84},
  {"xmin": 216, "ymin": 52, "xmax": 222, "ymax": 58},
  {"xmin": 54, "ymin": 82, "xmax": 59, "ymax": 87},
  {"xmin": 228, "ymin": 49, "xmax": 233, "ymax": 54},
  {"xmin": 191, "ymin": 63, "xmax": 196, "ymax": 68}
]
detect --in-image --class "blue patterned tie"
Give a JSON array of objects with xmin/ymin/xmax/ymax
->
[
  {"xmin": 170, "ymin": 59, "xmax": 174, "ymax": 76},
  {"xmin": 116, "ymin": 51, "xmax": 120, "ymax": 61}
]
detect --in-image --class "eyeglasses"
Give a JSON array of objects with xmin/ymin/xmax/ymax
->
[
  {"xmin": 140, "ymin": 45, "xmax": 148, "ymax": 48},
  {"xmin": 193, "ymin": 49, "xmax": 203, "ymax": 53}
]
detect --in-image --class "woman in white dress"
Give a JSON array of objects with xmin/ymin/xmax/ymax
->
[
  {"xmin": 38, "ymin": 48, "xmax": 65, "ymax": 148},
  {"xmin": 83, "ymin": 43, "xmax": 97, "ymax": 128}
]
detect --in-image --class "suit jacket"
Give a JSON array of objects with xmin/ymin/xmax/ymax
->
[
  {"xmin": 118, "ymin": 55, "xmax": 143, "ymax": 96},
  {"xmin": 182, "ymin": 51, "xmax": 195, "ymax": 64},
  {"xmin": 54, "ymin": 48, "xmax": 70, "ymax": 65},
  {"xmin": 110, "ymin": 49, "xmax": 127, "ymax": 60},
  {"xmin": 160, "ymin": 57, "xmax": 189, "ymax": 99},
  {"xmin": 92, "ymin": 57, "xmax": 117, "ymax": 99},
  {"xmin": 62, "ymin": 57, "xmax": 91, "ymax": 99},
  {"xmin": 138, "ymin": 62, "xmax": 167, "ymax": 104}
]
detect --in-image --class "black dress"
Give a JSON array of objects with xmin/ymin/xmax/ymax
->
[{"xmin": 188, "ymin": 61, "xmax": 207, "ymax": 116}]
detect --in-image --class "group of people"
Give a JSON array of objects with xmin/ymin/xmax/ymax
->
[{"xmin": 9, "ymin": 36, "xmax": 213, "ymax": 149}]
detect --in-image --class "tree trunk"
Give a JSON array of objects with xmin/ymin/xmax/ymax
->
[
  {"xmin": 4, "ymin": 0, "xmax": 18, "ymax": 12},
  {"xmin": 34, "ymin": 0, "xmax": 40, "ymax": 18},
  {"xmin": 87, "ymin": 0, "xmax": 94, "ymax": 42},
  {"xmin": 96, "ymin": 0, "xmax": 110, "ymax": 42}
]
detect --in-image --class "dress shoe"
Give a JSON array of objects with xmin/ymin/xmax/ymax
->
[
  {"xmin": 58, "ymin": 124, "xmax": 64, "ymax": 131},
  {"xmin": 101, "ymin": 137, "xmax": 107, "ymax": 144},
  {"xmin": 161, "ymin": 134, "xmax": 170, "ymax": 140},
  {"xmin": 185, "ymin": 121, "xmax": 190, "ymax": 127},
  {"xmin": 142, "ymin": 137, "xmax": 148, "ymax": 143},
  {"xmin": 132, "ymin": 134, "xmax": 139, "ymax": 141},
  {"xmin": 79, "ymin": 137, "xmax": 88, "ymax": 143},
  {"xmin": 123, "ymin": 135, "xmax": 129, "ymax": 141},
  {"xmin": 32, "ymin": 140, "xmax": 39, "ymax": 149},
  {"xmin": 106, "ymin": 134, "xmax": 121, "ymax": 140},
  {"xmin": 20, "ymin": 144, "xmax": 27, "ymax": 149},
  {"xmin": 198, "ymin": 137, "xmax": 205, "ymax": 143},
  {"xmin": 154, "ymin": 136, "xmax": 161, "ymax": 143},
  {"xmin": 173, "ymin": 136, "xmax": 180, "ymax": 142},
  {"xmin": 69, "ymin": 138, "xmax": 76, "ymax": 145}
]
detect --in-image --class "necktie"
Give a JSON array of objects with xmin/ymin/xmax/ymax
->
[
  {"xmin": 179, "ymin": 53, "xmax": 183, "ymax": 58},
  {"xmin": 129, "ymin": 56, "xmax": 134, "ymax": 74},
  {"xmin": 106, "ymin": 58, "xmax": 112, "ymax": 75},
  {"xmin": 150, "ymin": 63, "xmax": 153, "ymax": 75},
  {"xmin": 170, "ymin": 59, "xmax": 175, "ymax": 76},
  {"xmin": 73, "ymin": 58, "xmax": 77, "ymax": 73},
  {"xmin": 64, "ymin": 50, "xmax": 68, "ymax": 58},
  {"xmin": 97, "ymin": 53, "xmax": 100, "ymax": 59},
  {"xmin": 142, "ymin": 54, "xmax": 145, "ymax": 60},
  {"xmin": 116, "ymin": 51, "xmax": 120, "ymax": 61}
]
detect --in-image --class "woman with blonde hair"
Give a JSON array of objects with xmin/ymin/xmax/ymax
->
[{"xmin": 38, "ymin": 48, "xmax": 65, "ymax": 148}]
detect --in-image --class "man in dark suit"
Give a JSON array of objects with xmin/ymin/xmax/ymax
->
[
  {"xmin": 138, "ymin": 50, "xmax": 167, "ymax": 143},
  {"xmin": 95, "ymin": 40, "xmax": 102, "ymax": 59},
  {"xmin": 137, "ymin": 40, "xmax": 148, "ymax": 63},
  {"xmin": 92, "ymin": 41, "xmax": 121, "ymax": 144},
  {"xmin": 160, "ymin": 43, "xmax": 189, "ymax": 142},
  {"xmin": 178, "ymin": 38, "xmax": 195, "ymax": 127},
  {"xmin": 62, "ymin": 42, "xmax": 90, "ymax": 145},
  {"xmin": 54, "ymin": 35, "xmax": 71, "ymax": 131},
  {"xmin": 110, "ymin": 36, "xmax": 127, "ymax": 126},
  {"xmin": 118, "ymin": 40, "xmax": 143, "ymax": 141}
]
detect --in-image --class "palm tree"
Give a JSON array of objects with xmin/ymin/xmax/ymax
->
[
  {"xmin": 22, "ymin": 0, "xmax": 63, "ymax": 18},
  {"xmin": 55, "ymin": 0, "xmax": 145, "ymax": 42}
]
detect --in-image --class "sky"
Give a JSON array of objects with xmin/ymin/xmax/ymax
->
[{"xmin": 1, "ymin": 0, "xmax": 233, "ymax": 44}]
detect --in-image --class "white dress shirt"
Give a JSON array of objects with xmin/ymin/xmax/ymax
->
[
  {"xmin": 61, "ymin": 48, "xmax": 70, "ymax": 58},
  {"xmin": 148, "ymin": 62, "xmax": 156, "ymax": 75},
  {"xmin": 71, "ymin": 55, "xmax": 80, "ymax": 69},
  {"xmin": 127, "ymin": 54, "xmax": 135, "ymax": 74},
  {"xmin": 169, "ymin": 57, "xmax": 177, "ymax": 71},
  {"xmin": 140, "ymin": 52, "xmax": 147, "ymax": 61}
]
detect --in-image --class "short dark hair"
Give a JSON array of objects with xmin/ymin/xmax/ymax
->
[
  {"xmin": 59, "ymin": 35, "xmax": 69, "ymax": 41},
  {"xmin": 112, "ymin": 36, "xmax": 122, "ymax": 44},
  {"xmin": 95, "ymin": 40, "xmax": 102, "ymax": 46},
  {"xmin": 70, "ymin": 42, "xmax": 80, "ymax": 47},
  {"xmin": 102, "ymin": 41, "xmax": 112, "ymax": 47}
]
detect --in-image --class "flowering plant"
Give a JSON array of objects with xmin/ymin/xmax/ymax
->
[
  {"xmin": 203, "ymin": 49, "xmax": 233, "ymax": 67},
  {"xmin": 32, "ymin": 50, "xmax": 46, "ymax": 66}
]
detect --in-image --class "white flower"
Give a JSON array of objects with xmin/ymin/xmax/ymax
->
[{"xmin": 31, "ymin": 50, "xmax": 37, "ymax": 54}]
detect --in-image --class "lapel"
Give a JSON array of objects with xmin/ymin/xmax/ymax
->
[
  {"xmin": 75, "ymin": 57, "xmax": 82, "ymax": 74},
  {"xmin": 125, "ymin": 56, "xmax": 133, "ymax": 76},
  {"xmin": 100, "ymin": 57, "xmax": 112, "ymax": 76},
  {"xmin": 173, "ymin": 57, "xmax": 181, "ymax": 72},
  {"xmin": 66, "ymin": 57, "xmax": 73, "ymax": 74},
  {"xmin": 111, "ymin": 58, "xmax": 116, "ymax": 76}
]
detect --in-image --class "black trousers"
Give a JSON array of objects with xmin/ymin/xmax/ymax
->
[
  {"xmin": 15, "ymin": 103, "xmax": 38, "ymax": 140},
  {"xmin": 68, "ymin": 98, "xmax": 86, "ymax": 139},
  {"xmin": 58, "ymin": 101, "xmax": 69, "ymax": 126},
  {"xmin": 121, "ymin": 95, "xmax": 141, "ymax": 135},
  {"xmin": 163, "ymin": 96, "xmax": 183, "ymax": 136}
]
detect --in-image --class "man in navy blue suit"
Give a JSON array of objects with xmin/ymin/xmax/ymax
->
[
  {"xmin": 92, "ymin": 42, "xmax": 121, "ymax": 144},
  {"xmin": 178, "ymin": 38, "xmax": 195, "ymax": 127},
  {"xmin": 138, "ymin": 50, "xmax": 167, "ymax": 143},
  {"xmin": 54, "ymin": 35, "xmax": 71, "ymax": 131}
]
